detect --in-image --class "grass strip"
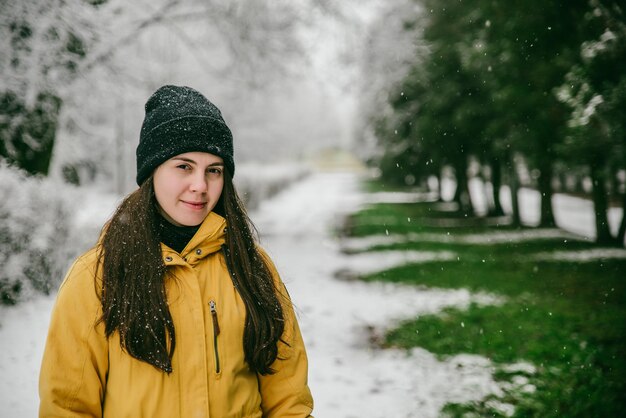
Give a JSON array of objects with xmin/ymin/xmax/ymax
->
[{"xmin": 346, "ymin": 198, "xmax": 626, "ymax": 417}]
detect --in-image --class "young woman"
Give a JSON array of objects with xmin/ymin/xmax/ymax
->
[{"xmin": 39, "ymin": 85, "xmax": 314, "ymax": 418}]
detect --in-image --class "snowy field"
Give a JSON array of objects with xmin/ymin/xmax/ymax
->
[{"xmin": 1, "ymin": 170, "xmax": 625, "ymax": 417}]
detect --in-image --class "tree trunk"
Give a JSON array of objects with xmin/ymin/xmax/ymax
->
[
  {"xmin": 437, "ymin": 167, "xmax": 445, "ymax": 202},
  {"xmin": 453, "ymin": 157, "xmax": 473, "ymax": 215},
  {"xmin": 617, "ymin": 144, "xmax": 626, "ymax": 247},
  {"xmin": 504, "ymin": 151, "xmax": 521, "ymax": 227},
  {"xmin": 617, "ymin": 187, "xmax": 626, "ymax": 247},
  {"xmin": 488, "ymin": 157, "xmax": 505, "ymax": 216},
  {"xmin": 537, "ymin": 158, "xmax": 556, "ymax": 227},
  {"xmin": 589, "ymin": 163, "xmax": 614, "ymax": 245}
]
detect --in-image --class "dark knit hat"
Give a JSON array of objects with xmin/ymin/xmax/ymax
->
[{"xmin": 136, "ymin": 85, "xmax": 234, "ymax": 185}]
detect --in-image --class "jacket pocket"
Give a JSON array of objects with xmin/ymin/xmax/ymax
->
[{"xmin": 209, "ymin": 300, "xmax": 221, "ymax": 374}]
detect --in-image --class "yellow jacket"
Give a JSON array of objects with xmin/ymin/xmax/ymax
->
[{"xmin": 39, "ymin": 212, "xmax": 314, "ymax": 418}]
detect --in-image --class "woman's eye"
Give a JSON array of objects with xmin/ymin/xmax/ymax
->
[
  {"xmin": 207, "ymin": 167, "xmax": 223, "ymax": 176},
  {"xmin": 177, "ymin": 164, "xmax": 191, "ymax": 170}
]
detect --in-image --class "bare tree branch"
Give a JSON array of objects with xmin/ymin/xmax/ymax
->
[{"xmin": 78, "ymin": 0, "xmax": 180, "ymax": 74}]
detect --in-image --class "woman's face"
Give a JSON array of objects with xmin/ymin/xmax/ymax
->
[{"xmin": 153, "ymin": 152, "xmax": 225, "ymax": 226}]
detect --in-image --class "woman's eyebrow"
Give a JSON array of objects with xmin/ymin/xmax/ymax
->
[{"xmin": 172, "ymin": 157, "xmax": 196, "ymax": 164}]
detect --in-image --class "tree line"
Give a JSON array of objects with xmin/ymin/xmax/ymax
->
[{"xmin": 368, "ymin": 0, "xmax": 625, "ymax": 245}]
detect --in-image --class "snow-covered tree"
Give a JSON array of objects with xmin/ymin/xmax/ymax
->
[
  {"xmin": 556, "ymin": 0, "xmax": 626, "ymax": 245},
  {"xmin": 3, "ymin": 0, "xmax": 352, "ymax": 191},
  {"xmin": 0, "ymin": 0, "xmax": 103, "ymax": 175}
]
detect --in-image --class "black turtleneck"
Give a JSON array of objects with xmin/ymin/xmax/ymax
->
[{"xmin": 158, "ymin": 214, "xmax": 201, "ymax": 254}]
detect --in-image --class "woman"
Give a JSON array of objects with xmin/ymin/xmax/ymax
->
[{"xmin": 39, "ymin": 85, "xmax": 314, "ymax": 418}]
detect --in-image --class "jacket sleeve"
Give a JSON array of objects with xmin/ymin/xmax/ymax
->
[
  {"xmin": 257, "ymin": 250, "xmax": 314, "ymax": 418},
  {"xmin": 39, "ymin": 253, "xmax": 109, "ymax": 418}
]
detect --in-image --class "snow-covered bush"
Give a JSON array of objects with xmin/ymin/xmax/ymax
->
[{"xmin": 0, "ymin": 162, "xmax": 77, "ymax": 304}]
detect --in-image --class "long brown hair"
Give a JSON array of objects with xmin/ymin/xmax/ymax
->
[{"xmin": 97, "ymin": 168, "xmax": 286, "ymax": 375}]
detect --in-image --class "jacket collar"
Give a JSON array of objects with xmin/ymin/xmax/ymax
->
[{"xmin": 161, "ymin": 211, "xmax": 227, "ymax": 266}]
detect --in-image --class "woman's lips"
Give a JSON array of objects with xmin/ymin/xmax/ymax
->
[{"xmin": 181, "ymin": 200, "xmax": 207, "ymax": 210}]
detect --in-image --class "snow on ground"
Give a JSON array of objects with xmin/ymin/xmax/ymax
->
[
  {"xmin": 334, "ymin": 250, "xmax": 458, "ymax": 276},
  {"xmin": 0, "ymin": 295, "xmax": 55, "ymax": 417},
  {"xmin": 533, "ymin": 248, "xmax": 626, "ymax": 262},
  {"xmin": 0, "ymin": 170, "xmax": 509, "ymax": 418},
  {"xmin": 1, "ymin": 169, "xmax": 622, "ymax": 417},
  {"xmin": 251, "ymin": 172, "xmax": 509, "ymax": 417},
  {"xmin": 340, "ymin": 229, "xmax": 585, "ymax": 253},
  {"xmin": 499, "ymin": 184, "xmax": 623, "ymax": 240}
]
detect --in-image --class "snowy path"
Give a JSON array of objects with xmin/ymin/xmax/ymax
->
[
  {"xmin": 1, "ymin": 171, "xmax": 512, "ymax": 418},
  {"xmin": 251, "ymin": 172, "xmax": 504, "ymax": 417}
]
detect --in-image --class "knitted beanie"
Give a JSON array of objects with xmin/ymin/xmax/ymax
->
[{"xmin": 136, "ymin": 85, "xmax": 234, "ymax": 185}]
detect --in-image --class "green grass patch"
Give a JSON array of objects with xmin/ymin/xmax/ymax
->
[
  {"xmin": 364, "ymin": 258, "xmax": 625, "ymax": 311},
  {"xmin": 346, "ymin": 197, "xmax": 626, "ymax": 417},
  {"xmin": 398, "ymin": 300, "xmax": 626, "ymax": 417},
  {"xmin": 386, "ymin": 299, "xmax": 596, "ymax": 365},
  {"xmin": 361, "ymin": 236, "xmax": 597, "ymax": 260}
]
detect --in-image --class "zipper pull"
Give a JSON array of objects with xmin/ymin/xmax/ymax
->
[{"xmin": 209, "ymin": 300, "xmax": 220, "ymax": 336}]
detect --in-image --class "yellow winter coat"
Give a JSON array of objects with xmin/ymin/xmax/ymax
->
[{"xmin": 39, "ymin": 212, "xmax": 314, "ymax": 418}]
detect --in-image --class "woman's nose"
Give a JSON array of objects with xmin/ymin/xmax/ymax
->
[{"xmin": 190, "ymin": 174, "xmax": 208, "ymax": 193}]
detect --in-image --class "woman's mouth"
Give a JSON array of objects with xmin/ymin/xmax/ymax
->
[{"xmin": 181, "ymin": 200, "xmax": 207, "ymax": 210}]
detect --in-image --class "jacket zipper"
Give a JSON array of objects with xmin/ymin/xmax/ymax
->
[{"xmin": 209, "ymin": 300, "xmax": 221, "ymax": 374}]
